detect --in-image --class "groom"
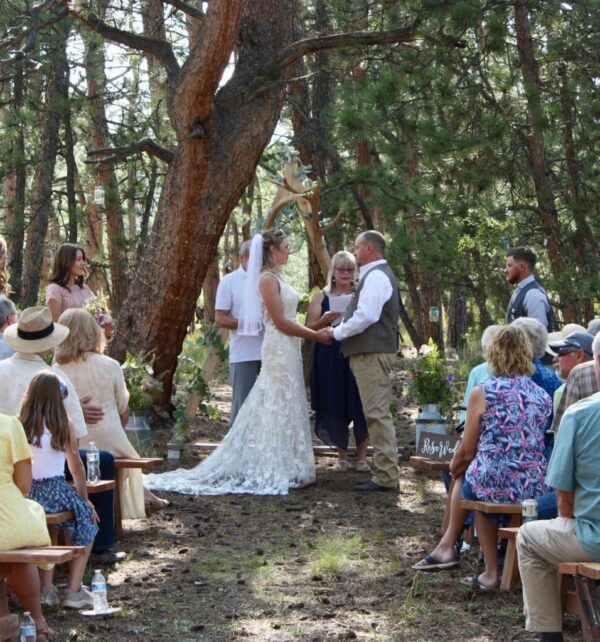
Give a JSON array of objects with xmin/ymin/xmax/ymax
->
[{"xmin": 328, "ymin": 231, "xmax": 400, "ymax": 492}]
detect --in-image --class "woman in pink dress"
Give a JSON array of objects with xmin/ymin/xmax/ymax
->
[{"xmin": 46, "ymin": 244, "xmax": 95, "ymax": 322}]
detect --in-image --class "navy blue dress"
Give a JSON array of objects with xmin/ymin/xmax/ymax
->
[{"xmin": 310, "ymin": 293, "xmax": 368, "ymax": 449}]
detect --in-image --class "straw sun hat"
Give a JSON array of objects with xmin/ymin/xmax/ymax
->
[{"xmin": 4, "ymin": 307, "xmax": 69, "ymax": 353}]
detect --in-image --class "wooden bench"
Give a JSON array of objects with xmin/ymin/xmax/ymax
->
[
  {"xmin": 0, "ymin": 546, "xmax": 86, "ymax": 639},
  {"xmin": 498, "ymin": 526, "xmax": 520, "ymax": 591},
  {"xmin": 410, "ymin": 456, "xmax": 452, "ymax": 532},
  {"xmin": 114, "ymin": 457, "xmax": 163, "ymax": 537},
  {"xmin": 559, "ymin": 562, "xmax": 600, "ymax": 641},
  {"xmin": 409, "ymin": 456, "xmax": 450, "ymax": 472},
  {"xmin": 459, "ymin": 499, "xmax": 523, "ymax": 527},
  {"xmin": 46, "ymin": 511, "xmax": 74, "ymax": 526}
]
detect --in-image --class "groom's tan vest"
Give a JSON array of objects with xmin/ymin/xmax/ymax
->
[{"xmin": 341, "ymin": 262, "xmax": 400, "ymax": 358}]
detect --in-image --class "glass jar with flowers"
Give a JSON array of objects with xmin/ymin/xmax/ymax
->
[
  {"xmin": 121, "ymin": 352, "xmax": 163, "ymax": 456},
  {"xmin": 410, "ymin": 339, "xmax": 456, "ymax": 448}
]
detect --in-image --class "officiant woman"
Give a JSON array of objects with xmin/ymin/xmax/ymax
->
[{"xmin": 306, "ymin": 251, "xmax": 369, "ymax": 472}]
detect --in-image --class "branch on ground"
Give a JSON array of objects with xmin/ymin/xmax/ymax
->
[{"xmin": 86, "ymin": 138, "xmax": 174, "ymax": 164}]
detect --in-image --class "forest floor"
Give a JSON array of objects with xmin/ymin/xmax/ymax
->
[{"xmin": 44, "ymin": 357, "xmax": 585, "ymax": 642}]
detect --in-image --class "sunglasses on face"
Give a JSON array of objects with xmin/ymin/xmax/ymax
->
[
  {"xmin": 557, "ymin": 348, "xmax": 579, "ymax": 357},
  {"xmin": 335, "ymin": 268, "xmax": 354, "ymax": 274}
]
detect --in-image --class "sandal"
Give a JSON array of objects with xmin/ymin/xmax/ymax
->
[
  {"xmin": 460, "ymin": 574, "xmax": 499, "ymax": 592},
  {"xmin": 412, "ymin": 553, "xmax": 460, "ymax": 571},
  {"xmin": 354, "ymin": 460, "xmax": 371, "ymax": 473},
  {"xmin": 334, "ymin": 459, "xmax": 349, "ymax": 472}
]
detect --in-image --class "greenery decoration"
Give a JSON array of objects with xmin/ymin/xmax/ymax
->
[
  {"xmin": 121, "ymin": 352, "xmax": 164, "ymax": 412},
  {"xmin": 410, "ymin": 339, "xmax": 456, "ymax": 415}
]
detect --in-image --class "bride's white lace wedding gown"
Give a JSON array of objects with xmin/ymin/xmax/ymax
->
[{"xmin": 144, "ymin": 275, "xmax": 316, "ymax": 495}]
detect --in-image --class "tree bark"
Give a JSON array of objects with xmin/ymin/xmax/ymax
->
[
  {"xmin": 83, "ymin": 0, "xmax": 128, "ymax": 311},
  {"xmin": 110, "ymin": 0, "xmax": 293, "ymax": 402},
  {"xmin": 1, "ymin": 67, "xmax": 26, "ymax": 303},
  {"xmin": 514, "ymin": 0, "xmax": 578, "ymax": 321},
  {"xmin": 21, "ymin": 29, "xmax": 68, "ymax": 306}
]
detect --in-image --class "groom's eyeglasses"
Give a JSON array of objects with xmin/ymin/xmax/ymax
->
[{"xmin": 335, "ymin": 268, "xmax": 354, "ymax": 274}]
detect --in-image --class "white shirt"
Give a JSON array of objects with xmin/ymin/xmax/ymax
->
[
  {"xmin": 215, "ymin": 267, "xmax": 263, "ymax": 363},
  {"xmin": 31, "ymin": 424, "xmax": 66, "ymax": 479},
  {"xmin": 333, "ymin": 259, "xmax": 393, "ymax": 342},
  {"xmin": 0, "ymin": 352, "xmax": 87, "ymax": 439},
  {"xmin": 509, "ymin": 274, "xmax": 550, "ymax": 327}
]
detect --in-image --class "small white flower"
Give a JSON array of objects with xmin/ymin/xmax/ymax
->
[{"xmin": 419, "ymin": 344, "xmax": 433, "ymax": 355}]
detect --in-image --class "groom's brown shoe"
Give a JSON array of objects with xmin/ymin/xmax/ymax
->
[{"xmin": 353, "ymin": 480, "xmax": 396, "ymax": 492}]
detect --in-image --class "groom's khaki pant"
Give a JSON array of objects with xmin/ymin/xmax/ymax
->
[
  {"xmin": 517, "ymin": 517, "xmax": 593, "ymax": 632},
  {"xmin": 350, "ymin": 353, "xmax": 399, "ymax": 487}
]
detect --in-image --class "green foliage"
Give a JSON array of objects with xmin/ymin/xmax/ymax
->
[
  {"xmin": 121, "ymin": 352, "xmax": 164, "ymax": 411},
  {"xmin": 410, "ymin": 340, "xmax": 457, "ymax": 414}
]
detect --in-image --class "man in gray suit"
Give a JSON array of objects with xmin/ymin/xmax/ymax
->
[{"xmin": 328, "ymin": 231, "xmax": 400, "ymax": 492}]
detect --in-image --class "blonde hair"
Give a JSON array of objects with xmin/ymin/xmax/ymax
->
[
  {"xmin": 262, "ymin": 228, "xmax": 287, "ymax": 269},
  {"xmin": 485, "ymin": 325, "xmax": 535, "ymax": 377},
  {"xmin": 54, "ymin": 308, "xmax": 105, "ymax": 364},
  {"xmin": 19, "ymin": 372, "xmax": 70, "ymax": 452},
  {"xmin": 0, "ymin": 236, "xmax": 10, "ymax": 295},
  {"xmin": 325, "ymin": 251, "xmax": 356, "ymax": 294}
]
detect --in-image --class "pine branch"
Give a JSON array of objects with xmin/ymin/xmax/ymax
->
[
  {"xmin": 161, "ymin": 0, "xmax": 203, "ymax": 19},
  {"xmin": 60, "ymin": 2, "xmax": 180, "ymax": 79},
  {"xmin": 246, "ymin": 22, "xmax": 420, "ymax": 98},
  {"xmin": 86, "ymin": 138, "xmax": 174, "ymax": 164}
]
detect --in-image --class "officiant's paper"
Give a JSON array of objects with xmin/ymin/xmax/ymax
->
[{"xmin": 329, "ymin": 294, "xmax": 352, "ymax": 326}]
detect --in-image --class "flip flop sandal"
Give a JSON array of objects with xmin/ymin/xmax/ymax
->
[
  {"xmin": 334, "ymin": 460, "xmax": 349, "ymax": 472},
  {"xmin": 411, "ymin": 554, "xmax": 460, "ymax": 571},
  {"xmin": 354, "ymin": 460, "xmax": 371, "ymax": 473},
  {"xmin": 460, "ymin": 574, "xmax": 499, "ymax": 591}
]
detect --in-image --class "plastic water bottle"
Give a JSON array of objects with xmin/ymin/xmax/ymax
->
[
  {"xmin": 87, "ymin": 442, "xmax": 100, "ymax": 484},
  {"xmin": 91, "ymin": 569, "xmax": 108, "ymax": 613},
  {"xmin": 19, "ymin": 612, "xmax": 36, "ymax": 642}
]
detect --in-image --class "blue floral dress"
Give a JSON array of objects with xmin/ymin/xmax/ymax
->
[{"xmin": 464, "ymin": 375, "xmax": 551, "ymax": 503}]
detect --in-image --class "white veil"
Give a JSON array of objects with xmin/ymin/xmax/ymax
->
[{"xmin": 238, "ymin": 233, "xmax": 264, "ymax": 336}]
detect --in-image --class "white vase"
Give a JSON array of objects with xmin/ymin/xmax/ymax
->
[{"xmin": 415, "ymin": 403, "xmax": 448, "ymax": 450}]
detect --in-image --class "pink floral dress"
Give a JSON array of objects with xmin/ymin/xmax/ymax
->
[
  {"xmin": 464, "ymin": 375, "xmax": 551, "ymax": 503},
  {"xmin": 46, "ymin": 282, "xmax": 94, "ymax": 315}
]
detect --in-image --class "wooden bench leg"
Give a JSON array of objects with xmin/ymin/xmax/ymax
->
[
  {"xmin": 500, "ymin": 539, "xmax": 520, "ymax": 591},
  {"xmin": 114, "ymin": 468, "xmax": 123, "ymax": 539}
]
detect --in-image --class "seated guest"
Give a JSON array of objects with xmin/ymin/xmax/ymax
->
[
  {"xmin": 55, "ymin": 309, "xmax": 168, "ymax": 515},
  {"xmin": 22, "ymin": 372, "xmax": 99, "ymax": 609},
  {"xmin": 413, "ymin": 325, "xmax": 551, "ymax": 588},
  {"xmin": 587, "ymin": 318, "xmax": 600, "ymax": 337},
  {"xmin": 306, "ymin": 251, "xmax": 369, "ymax": 472},
  {"xmin": 516, "ymin": 332, "xmax": 600, "ymax": 642},
  {"xmin": 459, "ymin": 325, "xmax": 501, "ymax": 424},
  {"xmin": 550, "ymin": 331, "xmax": 593, "ymax": 412},
  {"xmin": 0, "ymin": 294, "xmax": 17, "ymax": 359},
  {"xmin": 0, "ymin": 307, "xmax": 122, "ymax": 565},
  {"xmin": 0, "ymin": 413, "xmax": 54, "ymax": 641}
]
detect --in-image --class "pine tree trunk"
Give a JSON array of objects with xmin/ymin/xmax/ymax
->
[
  {"xmin": 110, "ymin": 0, "xmax": 295, "ymax": 403},
  {"xmin": 83, "ymin": 0, "xmax": 128, "ymax": 311},
  {"xmin": 21, "ymin": 31, "xmax": 68, "ymax": 306},
  {"xmin": 514, "ymin": 0, "xmax": 578, "ymax": 322}
]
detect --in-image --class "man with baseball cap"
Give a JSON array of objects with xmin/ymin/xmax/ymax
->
[
  {"xmin": 549, "ymin": 331, "xmax": 594, "ymax": 410},
  {"xmin": 0, "ymin": 307, "xmax": 123, "ymax": 569}
]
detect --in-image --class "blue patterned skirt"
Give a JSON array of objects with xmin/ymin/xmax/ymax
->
[{"xmin": 29, "ymin": 476, "xmax": 98, "ymax": 546}]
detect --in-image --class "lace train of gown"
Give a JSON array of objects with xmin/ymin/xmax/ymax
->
[{"xmin": 144, "ymin": 276, "xmax": 316, "ymax": 495}]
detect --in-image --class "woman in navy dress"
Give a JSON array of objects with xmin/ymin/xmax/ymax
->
[{"xmin": 307, "ymin": 251, "xmax": 369, "ymax": 472}]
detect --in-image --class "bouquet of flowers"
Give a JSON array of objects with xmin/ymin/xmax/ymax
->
[
  {"xmin": 85, "ymin": 289, "xmax": 114, "ymax": 339},
  {"xmin": 121, "ymin": 352, "xmax": 163, "ymax": 411},
  {"xmin": 410, "ymin": 339, "xmax": 456, "ymax": 415}
]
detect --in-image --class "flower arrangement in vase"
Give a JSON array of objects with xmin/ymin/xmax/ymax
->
[
  {"xmin": 121, "ymin": 352, "xmax": 163, "ymax": 414},
  {"xmin": 410, "ymin": 339, "xmax": 456, "ymax": 417}
]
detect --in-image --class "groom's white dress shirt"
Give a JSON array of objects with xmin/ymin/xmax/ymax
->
[{"xmin": 333, "ymin": 259, "xmax": 393, "ymax": 342}]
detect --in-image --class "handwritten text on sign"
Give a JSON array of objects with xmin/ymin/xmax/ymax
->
[{"xmin": 417, "ymin": 432, "xmax": 462, "ymax": 461}]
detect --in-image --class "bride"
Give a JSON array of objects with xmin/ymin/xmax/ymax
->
[{"xmin": 145, "ymin": 229, "xmax": 332, "ymax": 495}]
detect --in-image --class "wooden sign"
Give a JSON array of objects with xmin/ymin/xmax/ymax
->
[{"xmin": 416, "ymin": 432, "xmax": 462, "ymax": 461}]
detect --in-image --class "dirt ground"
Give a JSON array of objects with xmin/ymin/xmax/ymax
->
[{"xmin": 44, "ymin": 363, "xmax": 585, "ymax": 642}]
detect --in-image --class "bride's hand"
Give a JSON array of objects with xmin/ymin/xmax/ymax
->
[
  {"xmin": 320, "ymin": 311, "xmax": 341, "ymax": 327},
  {"xmin": 315, "ymin": 328, "xmax": 335, "ymax": 344}
]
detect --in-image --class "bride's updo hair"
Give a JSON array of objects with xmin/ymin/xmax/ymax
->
[{"xmin": 262, "ymin": 228, "xmax": 287, "ymax": 269}]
